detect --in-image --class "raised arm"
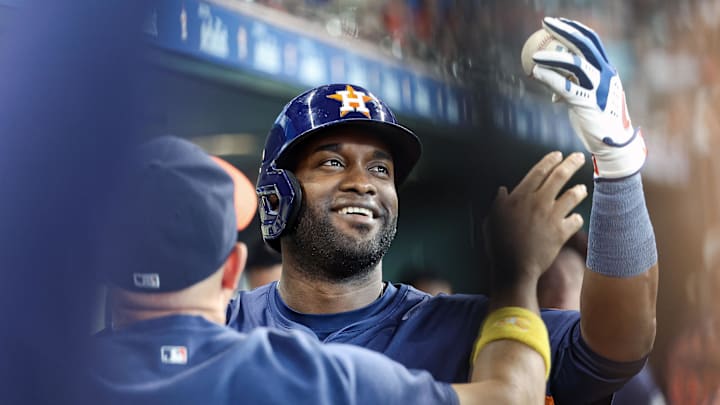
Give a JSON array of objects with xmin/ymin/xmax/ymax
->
[
  {"xmin": 454, "ymin": 152, "xmax": 587, "ymax": 404},
  {"xmin": 531, "ymin": 17, "xmax": 658, "ymax": 361}
]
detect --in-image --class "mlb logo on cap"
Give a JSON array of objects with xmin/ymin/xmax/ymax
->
[
  {"xmin": 160, "ymin": 346, "xmax": 188, "ymax": 365},
  {"xmin": 133, "ymin": 273, "xmax": 160, "ymax": 289}
]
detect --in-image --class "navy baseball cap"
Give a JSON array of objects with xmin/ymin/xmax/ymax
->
[{"xmin": 101, "ymin": 136, "xmax": 257, "ymax": 292}]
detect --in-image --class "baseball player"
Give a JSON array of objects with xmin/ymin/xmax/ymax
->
[
  {"xmin": 228, "ymin": 17, "xmax": 658, "ymax": 404},
  {"xmin": 91, "ymin": 136, "xmax": 554, "ymax": 404}
]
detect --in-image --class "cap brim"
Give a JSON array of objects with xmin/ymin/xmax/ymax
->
[{"xmin": 211, "ymin": 156, "xmax": 258, "ymax": 231}]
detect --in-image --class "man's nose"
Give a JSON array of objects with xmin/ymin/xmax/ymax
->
[{"xmin": 339, "ymin": 165, "xmax": 377, "ymax": 195}]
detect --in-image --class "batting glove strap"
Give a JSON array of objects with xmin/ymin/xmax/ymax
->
[{"xmin": 590, "ymin": 127, "xmax": 647, "ymax": 180}]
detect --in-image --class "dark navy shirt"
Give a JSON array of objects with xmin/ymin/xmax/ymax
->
[
  {"xmin": 227, "ymin": 282, "xmax": 646, "ymax": 404},
  {"xmin": 91, "ymin": 315, "xmax": 457, "ymax": 405}
]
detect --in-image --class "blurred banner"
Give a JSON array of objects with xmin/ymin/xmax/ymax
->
[{"xmin": 146, "ymin": 0, "xmax": 469, "ymax": 124}]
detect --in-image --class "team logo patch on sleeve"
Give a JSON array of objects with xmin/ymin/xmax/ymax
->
[
  {"xmin": 160, "ymin": 345, "xmax": 188, "ymax": 365},
  {"xmin": 326, "ymin": 84, "xmax": 373, "ymax": 118}
]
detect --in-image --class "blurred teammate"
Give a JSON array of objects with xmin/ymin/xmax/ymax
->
[
  {"xmin": 0, "ymin": 1, "xmax": 148, "ymax": 403},
  {"xmin": 537, "ymin": 231, "xmax": 587, "ymax": 311},
  {"xmin": 91, "ymin": 136, "xmax": 553, "ymax": 404},
  {"xmin": 399, "ymin": 266, "xmax": 453, "ymax": 296},
  {"xmin": 228, "ymin": 17, "xmax": 659, "ymax": 404}
]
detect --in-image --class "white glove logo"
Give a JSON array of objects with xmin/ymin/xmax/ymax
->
[{"xmin": 529, "ymin": 17, "xmax": 647, "ymax": 180}]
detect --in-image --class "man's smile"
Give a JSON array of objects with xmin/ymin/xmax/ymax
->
[
  {"xmin": 337, "ymin": 206, "xmax": 374, "ymax": 218},
  {"xmin": 331, "ymin": 201, "xmax": 382, "ymax": 227}
]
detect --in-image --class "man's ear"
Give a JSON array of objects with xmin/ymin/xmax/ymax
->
[{"xmin": 222, "ymin": 242, "xmax": 247, "ymax": 291}]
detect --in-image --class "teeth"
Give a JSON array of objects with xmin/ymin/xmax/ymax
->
[{"xmin": 338, "ymin": 206, "xmax": 373, "ymax": 217}]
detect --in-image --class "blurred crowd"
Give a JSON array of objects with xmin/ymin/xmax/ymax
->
[
  {"xmin": 245, "ymin": 0, "xmax": 719, "ymax": 116},
  {"xmin": 249, "ymin": 0, "xmax": 509, "ymax": 81}
]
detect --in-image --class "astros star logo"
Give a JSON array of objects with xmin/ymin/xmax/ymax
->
[{"xmin": 326, "ymin": 85, "xmax": 373, "ymax": 118}]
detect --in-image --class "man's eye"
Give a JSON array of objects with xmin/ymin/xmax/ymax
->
[
  {"xmin": 370, "ymin": 165, "xmax": 390, "ymax": 175},
  {"xmin": 321, "ymin": 159, "xmax": 343, "ymax": 167}
]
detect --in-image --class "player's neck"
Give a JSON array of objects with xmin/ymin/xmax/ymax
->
[
  {"xmin": 111, "ymin": 307, "xmax": 226, "ymax": 329},
  {"xmin": 277, "ymin": 266, "xmax": 385, "ymax": 314},
  {"xmin": 109, "ymin": 289, "xmax": 230, "ymax": 329}
]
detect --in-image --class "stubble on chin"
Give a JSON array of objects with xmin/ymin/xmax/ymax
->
[{"xmin": 284, "ymin": 201, "xmax": 397, "ymax": 283}]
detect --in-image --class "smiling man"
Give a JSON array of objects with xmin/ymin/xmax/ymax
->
[
  {"xmin": 229, "ymin": 57, "xmax": 658, "ymax": 404},
  {"xmin": 277, "ymin": 129, "xmax": 398, "ymax": 313}
]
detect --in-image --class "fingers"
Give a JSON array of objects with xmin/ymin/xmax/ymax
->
[
  {"xmin": 554, "ymin": 183, "xmax": 588, "ymax": 218},
  {"xmin": 513, "ymin": 151, "xmax": 563, "ymax": 194},
  {"xmin": 532, "ymin": 50, "xmax": 592, "ymax": 89},
  {"xmin": 558, "ymin": 17, "xmax": 609, "ymax": 64},
  {"xmin": 542, "ymin": 17, "xmax": 603, "ymax": 70},
  {"xmin": 532, "ymin": 66, "xmax": 585, "ymax": 105},
  {"xmin": 485, "ymin": 186, "xmax": 508, "ymax": 236},
  {"xmin": 560, "ymin": 213, "xmax": 584, "ymax": 242},
  {"xmin": 536, "ymin": 152, "xmax": 586, "ymax": 200}
]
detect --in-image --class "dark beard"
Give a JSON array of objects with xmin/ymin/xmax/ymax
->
[{"xmin": 284, "ymin": 199, "xmax": 397, "ymax": 283}]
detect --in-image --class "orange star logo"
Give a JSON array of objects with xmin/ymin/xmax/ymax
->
[{"xmin": 326, "ymin": 85, "xmax": 373, "ymax": 118}]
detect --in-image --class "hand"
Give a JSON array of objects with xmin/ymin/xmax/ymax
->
[
  {"xmin": 484, "ymin": 152, "xmax": 587, "ymax": 298},
  {"xmin": 530, "ymin": 17, "xmax": 647, "ymax": 180}
]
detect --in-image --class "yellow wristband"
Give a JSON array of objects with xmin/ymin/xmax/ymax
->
[{"xmin": 470, "ymin": 306, "xmax": 551, "ymax": 380}]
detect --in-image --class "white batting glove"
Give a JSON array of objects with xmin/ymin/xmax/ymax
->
[{"xmin": 530, "ymin": 17, "xmax": 647, "ymax": 180}]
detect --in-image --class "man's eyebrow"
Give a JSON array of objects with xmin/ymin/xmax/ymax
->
[
  {"xmin": 373, "ymin": 149, "xmax": 392, "ymax": 161},
  {"xmin": 312, "ymin": 143, "xmax": 392, "ymax": 161},
  {"xmin": 313, "ymin": 143, "xmax": 340, "ymax": 153}
]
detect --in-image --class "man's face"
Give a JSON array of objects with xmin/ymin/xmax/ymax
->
[{"xmin": 283, "ymin": 128, "xmax": 399, "ymax": 282}]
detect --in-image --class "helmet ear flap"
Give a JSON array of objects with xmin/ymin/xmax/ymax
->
[
  {"xmin": 257, "ymin": 167, "xmax": 303, "ymax": 252},
  {"xmin": 285, "ymin": 170, "xmax": 303, "ymax": 228}
]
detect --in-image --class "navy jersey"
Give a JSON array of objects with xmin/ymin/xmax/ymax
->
[
  {"xmin": 91, "ymin": 315, "xmax": 457, "ymax": 405},
  {"xmin": 228, "ymin": 282, "xmax": 645, "ymax": 404}
]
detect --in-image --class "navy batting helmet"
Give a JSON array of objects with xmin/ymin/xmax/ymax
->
[{"xmin": 257, "ymin": 83, "xmax": 421, "ymax": 249}]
